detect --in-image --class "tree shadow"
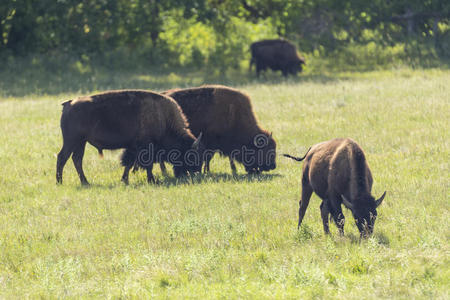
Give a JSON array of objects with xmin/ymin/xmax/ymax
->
[
  {"xmin": 0, "ymin": 55, "xmax": 346, "ymax": 98},
  {"xmin": 250, "ymin": 73, "xmax": 350, "ymax": 85},
  {"xmin": 2, "ymin": 50, "xmax": 449, "ymax": 98}
]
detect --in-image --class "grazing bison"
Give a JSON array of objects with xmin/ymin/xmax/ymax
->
[
  {"xmin": 250, "ymin": 39, "xmax": 305, "ymax": 77},
  {"xmin": 56, "ymin": 90, "xmax": 203, "ymax": 185},
  {"xmin": 127, "ymin": 85, "xmax": 276, "ymax": 174},
  {"xmin": 284, "ymin": 138, "xmax": 386, "ymax": 238}
]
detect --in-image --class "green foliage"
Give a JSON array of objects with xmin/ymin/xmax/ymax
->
[
  {"xmin": 0, "ymin": 0, "xmax": 448, "ymax": 70},
  {"xmin": 294, "ymin": 223, "xmax": 316, "ymax": 242}
]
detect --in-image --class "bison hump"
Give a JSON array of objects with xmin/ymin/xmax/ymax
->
[{"xmin": 61, "ymin": 100, "xmax": 72, "ymax": 106}]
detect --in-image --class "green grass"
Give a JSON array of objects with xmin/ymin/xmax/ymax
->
[{"xmin": 0, "ymin": 67, "xmax": 449, "ymax": 298}]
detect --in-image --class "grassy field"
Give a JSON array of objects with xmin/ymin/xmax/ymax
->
[{"xmin": 0, "ymin": 68, "xmax": 449, "ymax": 298}]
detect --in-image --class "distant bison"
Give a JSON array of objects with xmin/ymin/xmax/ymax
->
[
  {"xmin": 284, "ymin": 138, "xmax": 386, "ymax": 238},
  {"xmin": 127, "ymin": 85, "xmax": 275, "ymax": 175},
  {"xmin": 56, "ymin": 90, "xmax": 203, "ymax": 185},
  {"xmin": 250, "ymin": 39, "xmax": 305, "ymax": 77}
]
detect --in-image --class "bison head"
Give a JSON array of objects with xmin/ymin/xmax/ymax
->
[
  {"xmin": 240, "ymin": 132, "xmax": 276, "ymax": 173},
  {"xmin": 259, "ymin": 132, "xmax": 277, "ymax": 171},
  {"xmin": 289, "ymin": 58, "xmax": 305, "ymax": 75},
  {"xmin": 342, "ymin": 191, "xmax": 386, "ymax": 238},
  {"xmin": 169, "ymin": 133, "xmax": 205, "ymax": 177}
]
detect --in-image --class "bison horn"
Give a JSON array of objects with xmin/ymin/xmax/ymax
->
[
  {"xmin": 192, "ymin": 132, "xmax": 203, "ymax": 149},
  {"xmin": 375, "ymin": 191, "xmax": 386, "ymax": 208},
  {"xmin": 341, "ymin": 194, "xmax": 354, "ymax": 209}
]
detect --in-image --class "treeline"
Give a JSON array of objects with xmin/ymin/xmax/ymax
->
[{"xmin": 1, "ymin": 0, "xmax": 449, "ymax": 70}]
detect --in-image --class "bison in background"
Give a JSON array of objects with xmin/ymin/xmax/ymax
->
[
  {"xmin": 250, "ymin": 39, "xmax": 306, "ymax": 77},
  {"xmin": 284, "ymin": 138, "xmax": 386, "ymax": 238},
  {"xmin": 56, "ymin": 90, "xmax": 203, "ymax": 185}
]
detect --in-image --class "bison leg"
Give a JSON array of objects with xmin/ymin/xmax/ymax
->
[
  {"xmin": 298, "ymin": 174, "xmax": 313, "ymax": 229},
  {"xmin": 146, "ymin": 163, "xmax": 155, "ymax": 184},
  {"xmin": 249, "ymin": 57, "xmax": 255, "ymax": 72},
  {"xmin": 160, "ymin": 161, "xmax": 168, "ymax": 177},
  {"xmin": 256, "ymin": 64, "xmax": 262, "ymax": 78},
  {"xmin": 328, "ymin": 195, "xmax": 345, "ymax": 235},
  {"xmin": 229, "ymin": 157, "xmax": 237, "ymax": 175},
  {"xmin": 203, "ymin": 160, "xmax": 209, "ymax": 173},
  {"xmin": 121, "ymin": 164, "xmax": 133, "ymax": 185},
  {"xmin": 56, "ymin": 143, "xmax": 75, "ymax": 184},
  {"xmin": 72, "ymin": 141, "xmax": 89, "ymax": 185},
  {"xmin": 247, "ymin": 168, "xmax": 260, "ymax": 175},
  {"xmin": 203, "ymin": 153, "xmax": 214, "ymax": 173},
  {"xmin": 320, "ymin": 201, "xmax": 330, "ymax": 234}
]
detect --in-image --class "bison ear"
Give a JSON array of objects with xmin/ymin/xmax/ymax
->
[
  {"xmin": 375, "ymin": 191, "xmax": 386, "ymax": 208},
  {"xmin": 192, "ymin": 132, "xmax": 203, "ymax": 149},
  {"xmin": 341, "ymin": 194, "xmax": 354, "ymax": 209},
  {"xmin": 269, "ymin": 132, "xmax": 273, "ymax": 138}
]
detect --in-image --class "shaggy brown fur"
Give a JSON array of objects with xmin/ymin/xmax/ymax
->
[
  {"xmin": 162, "ymin": 85, "xmax": 277, "ymax": 174},
  {"xmin": 56, "ymin": 90, "xmax": 202, "ymax": 185},
  {"xmin": 250, "ymin": 39, "xmax": 305, "ymax": 77},
  {"xmin": 284, "ymin": 138, "xmax": 386, "ymax": 237}
]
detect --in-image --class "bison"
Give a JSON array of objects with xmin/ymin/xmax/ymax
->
[
  {"xmin": 124, "ymin": 85, "xmax": 276, "ymax": 175},
  {"xmin": 56, "ymin": 90, "xmax": 203, "ymax": 185},
  {"xmin": 284, "ymin": 138, "xmax": 386, "ymax": 238},
  {"xmin": 250, "ymin": 39, "xmax": 305, "ymax": 77}
]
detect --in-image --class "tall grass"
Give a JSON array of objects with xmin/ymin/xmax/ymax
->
[{"xmin": 0, "ymin": 67, "xmax": 448, "ymax": 298}]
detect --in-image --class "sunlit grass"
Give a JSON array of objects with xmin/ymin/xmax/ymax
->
[{"xmin": 0, "ymin": 68, "xmax": 449, "ymax": 298}]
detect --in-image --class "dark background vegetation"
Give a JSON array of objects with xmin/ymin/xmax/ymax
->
[{"xmin": 0, "ymin": 0, "xmax": 449, "ymax": 96}]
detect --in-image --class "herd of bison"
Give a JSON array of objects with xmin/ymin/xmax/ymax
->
[{"xmin": 56, "ymin": 40, "xmax": 386, "ymax": 239}]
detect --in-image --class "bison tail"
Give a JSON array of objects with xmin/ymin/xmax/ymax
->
[
  {"xmin": 98, "ymin": 149, "xmax": 104, "ymax": 158},
  {"xmin": 283, "ymin": 154, "xmax": 305, "ymax": 162},
  {"xmin": 283, "ymin": 147, "xmax": 311, "ymax": 162}
]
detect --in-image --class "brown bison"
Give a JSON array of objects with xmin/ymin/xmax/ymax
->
[
  {"xmin": 284, "ymin": 138, "xmax": 386, "ymax": 238},
  {"xmin": 250, "ymin": 39, "xmax": 305, "ymax": 77},
  {"xmin": 125, "ymin": 85, "xmax": 276, "ymax": 175},
  {"xmin": 56, "ymin": 90, "xmax": 203, "ymax": 185}
]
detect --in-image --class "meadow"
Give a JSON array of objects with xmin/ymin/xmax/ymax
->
[{"xmin": 0, "ymin": 67, "xmax": 449, "ymax": 298}]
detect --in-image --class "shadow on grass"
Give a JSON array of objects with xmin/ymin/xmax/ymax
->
[
  {"xmin": 322, "ymin": 231, "xmax": 390, "ymax": 246},
  {"xmin": 2, "ymin": 48, "xmax": 449, "ymax": 98},
  {"xmin": 74, "ymin": 172, "xmax": 282, "ymax": 190},
  {"xmin": 163, "ymin": 172, "xmax": 282, "ymax": 187},
  {"xmin": 134, "ymin": 172, "xmax": 282, "ymax": 188},
  {"xmin": 0, "ymin": 56, "xmax": 344, "ymax": 98}
]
